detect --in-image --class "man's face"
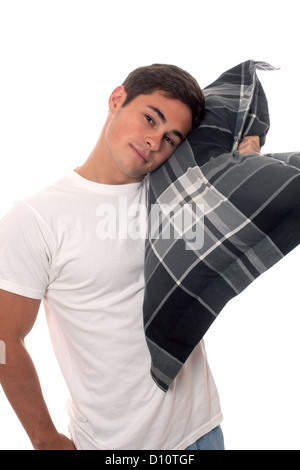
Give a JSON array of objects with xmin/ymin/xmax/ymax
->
[{"xmin": 104, "ymin": 87, "xmax": 193, "ymax": 184}]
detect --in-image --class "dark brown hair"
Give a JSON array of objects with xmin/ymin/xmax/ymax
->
[{"xmin": 122, "ymin": 64, "xmax": 205, "ymax": 131}]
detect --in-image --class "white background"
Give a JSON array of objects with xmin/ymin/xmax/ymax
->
[{"xmin": 0, "ymin": 0, "xmax": 299, "ymax": 450}]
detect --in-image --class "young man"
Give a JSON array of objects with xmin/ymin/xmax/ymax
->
[{"xmin": 0, "ymin": 64, "xmax": 259, "ymax": 450}]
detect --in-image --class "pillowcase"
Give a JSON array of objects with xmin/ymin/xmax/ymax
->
[{"xmin": 143, "ymin": 60, "xmax": 300, "ymax": 392}]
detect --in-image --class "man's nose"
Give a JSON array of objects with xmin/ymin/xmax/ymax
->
[{"xmin": 145, "ymin": 133, "xmax": 161, "ymax": 151}]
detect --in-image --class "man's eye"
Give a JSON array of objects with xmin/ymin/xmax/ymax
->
[
  {"xmin": 165, "ymin": 136, "xmax": 174, "ymax": 146},
  {"xmin": 145, "ymin": 115, "xmax": 154, "ymax": 125}
]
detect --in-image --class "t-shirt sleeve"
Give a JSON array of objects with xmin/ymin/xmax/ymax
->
[{"xmin": 0, "ymin": 201, "xmax": 54, "ymax": 299}]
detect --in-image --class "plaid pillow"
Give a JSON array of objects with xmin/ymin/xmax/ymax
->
[{"xmin": 143, "ymin": 60, "xmax": 300, "ymax": 391}]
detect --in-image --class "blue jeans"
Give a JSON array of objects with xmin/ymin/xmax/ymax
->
[{"xmin": 186, "ymin": 426, "xmax": 225, "ymax": 450}]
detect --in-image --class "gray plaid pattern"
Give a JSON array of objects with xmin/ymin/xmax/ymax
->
[{"xmin": 143, "ymin": 61, "xmax": 300, "ymax": 391}]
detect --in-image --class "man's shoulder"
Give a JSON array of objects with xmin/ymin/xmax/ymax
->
[
  {"xmin": 1, "ymin": 173, "xmax": 79, "ymax": 235},
  {"xmin": 24, "ymin": 173, "xmax": 77, "ymax": 211}
]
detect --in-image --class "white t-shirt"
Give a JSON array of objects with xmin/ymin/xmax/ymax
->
[{"xmin": 0, "ymin": 171, "xmax": 222, "ymax": 450}]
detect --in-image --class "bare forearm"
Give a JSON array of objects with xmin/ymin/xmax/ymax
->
[
  {"xmin": 0, "ymin": 339, "xmax": 59, "ymax": 449},
  {"xmin": 238, "ymin": 135, "xmax": 261, "ymax": 154},
  {"xmin": 0, "ymin": 291, "xmax": 75, "ymax": 450}
]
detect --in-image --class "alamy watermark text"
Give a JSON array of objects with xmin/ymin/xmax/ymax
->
[{"xmin": 96, "ymin": 197, "xmax": 204, "ymax": 251}]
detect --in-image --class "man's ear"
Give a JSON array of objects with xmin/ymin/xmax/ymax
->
[{"xmin": 108, "ymin": 86, "xmax": 127, "ymax": 113}]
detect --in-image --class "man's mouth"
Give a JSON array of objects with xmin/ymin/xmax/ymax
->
[{"xmin": 130, "ymin": 145, "xmax": 148, "ymax": 163}]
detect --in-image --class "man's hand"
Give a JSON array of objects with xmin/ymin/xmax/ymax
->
[
  {"xmin": 238, "ymin": 136, "xmax": 261, "ymax": 155},
  {"xmin": 34, "ymin": 432, "xmax": 76, "ymax": 450}
]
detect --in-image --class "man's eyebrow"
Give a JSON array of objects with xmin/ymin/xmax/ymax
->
[
  {"xmin": 147, "ymin": 105, "xmax": 183, "ymax": 141},
  {"xmin": 172, "ymin": 129, "xmax": 183, "ymax": 141},
  {"xmin": 147, "ymin": 105, "xmax": 166, "ymax": 123}
]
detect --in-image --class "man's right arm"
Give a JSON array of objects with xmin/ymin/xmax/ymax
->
[{"xmin": 0, "ymin": 289, "xmax": 75, "ymax": 450}]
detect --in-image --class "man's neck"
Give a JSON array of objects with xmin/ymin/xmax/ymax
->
[
  {"xmin": 75, "ymin": 156, "xmax": 145, "ymax": 185},
  {"xmin": 75, "ymin": 126, "xmax": 146, "ymax": 185}
]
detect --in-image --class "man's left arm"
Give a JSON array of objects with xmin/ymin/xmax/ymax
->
[{"xmin": 238, "ymin": 136, "xmax": 261, "ymax": 155}]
